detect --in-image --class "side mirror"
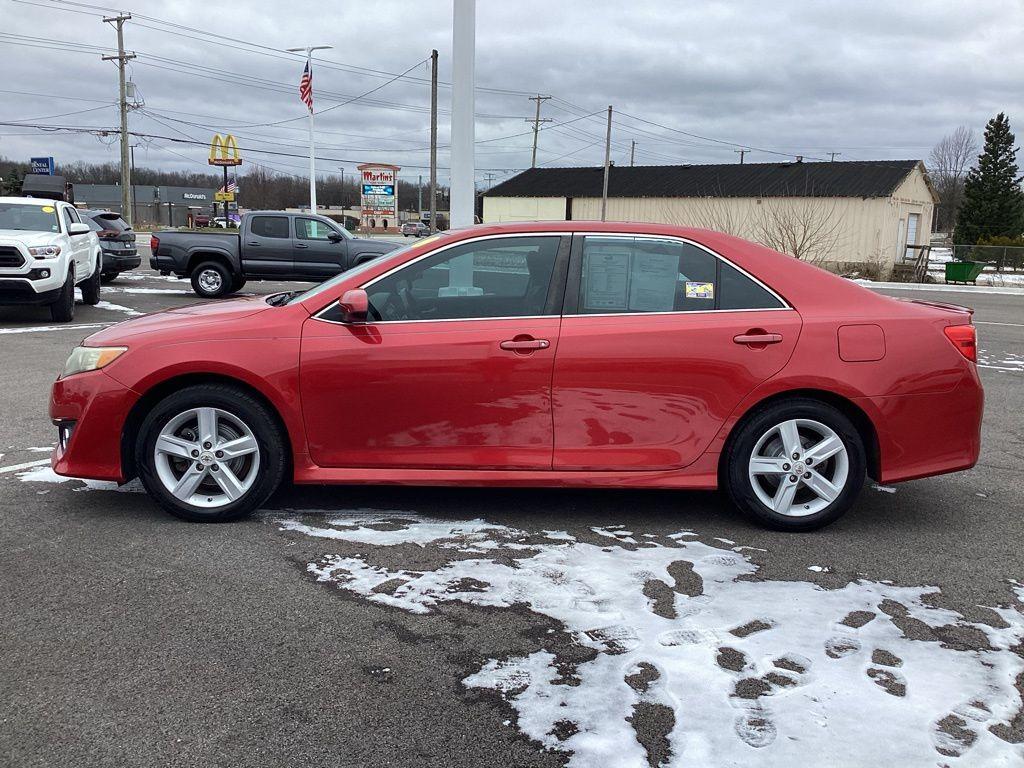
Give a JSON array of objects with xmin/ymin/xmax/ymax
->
[
  {"xmin": 328, "ymin": 231, "xmax": 343, "ymax": 243},
  {"xmin": 338, "ymin": 289, "xmax": 368, "ymax": 323},
  {"xmin": 68, "ymin": 222, "xmax": 91, "ymax": 236}
]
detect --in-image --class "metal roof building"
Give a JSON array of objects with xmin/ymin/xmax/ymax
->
[{"xmin": 483, "ymin": 160, "xmax": 937, "ymax": 278}]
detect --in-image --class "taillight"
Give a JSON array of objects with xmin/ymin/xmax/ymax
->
[
  {"xmin": 944, "ymin": 324, "xmax": 977, "ymax": 362},
  {"xmin": 150, "ymin": 235, "xmax": 159, "ymax": 251}
]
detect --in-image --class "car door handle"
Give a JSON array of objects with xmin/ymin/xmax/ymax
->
[
  {"xmin": 295, "ymin": 243, "xmax": 309, "ymax": 249},
  {"xmin": 733, "ymin": 332, "xmax": 783, "ymax": 345},
  {"xmin": 499, "ymin": 338, "xmax": 550, "ymax": 352},
  {"xmin": 246, "ymin": 241, "xmax": 260, "ymax": 246}
]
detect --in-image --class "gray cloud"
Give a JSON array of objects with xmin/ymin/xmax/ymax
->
[{"xmin": 1, "ymin": 0, "xmax": 1022, "ymax": 186}]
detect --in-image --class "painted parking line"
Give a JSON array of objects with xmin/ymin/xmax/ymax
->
[
  {"xmin": 976, "ymin": 321, "xmax": 1024, "ymax": 328},
  {"xmin": 0, "ymin": 323, "xmax": 113, "ymax": 335},
  {"xmin": 0, "ymin": 458, "xmax": 51, "ymax": 474}
]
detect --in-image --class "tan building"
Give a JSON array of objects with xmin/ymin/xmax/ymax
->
[{"xmin": 483, "ymin": 160, "xmax": 937, "ymax": 278}]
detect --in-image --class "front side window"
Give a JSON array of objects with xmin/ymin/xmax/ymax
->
[
  {"xmin": 61, "ymin": 207, "xmax": 77, "ymax": 232},
  {"xmin": 295, "ymin": 218, "xmax": 336, "ymax": 240},
  {"xmin": 367, "ymin": 236, "xmax": 562, "ymax": 322},
  {"xmin": 250, "ymin": 216, "xmax": 290, "ymax": 239},
  {"xmin": 575, "ymin": 236, "xmax": 783, "ymax": 313}
]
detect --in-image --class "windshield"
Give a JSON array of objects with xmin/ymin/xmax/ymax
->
[
  {"xmin": 286, "ymin": 233, "xmax": 449, "ymax": 305},
  {"xmin": 0, "ymin": 203, "xmax": 60, "ymax": 233}
]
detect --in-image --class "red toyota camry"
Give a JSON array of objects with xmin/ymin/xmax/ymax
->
[{"xmin": 50, "ymin": 222, "xmax": 982, "ymax": 531}]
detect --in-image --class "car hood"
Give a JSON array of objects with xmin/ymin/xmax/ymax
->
[
  {"xmin": 349, "ymin": 238, "xmax": 401, "ymax": 254},
  {"xmin": 0, "ymin": 229, "xmax": 61, "ymax": 246},
  {"xmin": 84, "ymin": 295, "xmax": 274, "ymax": 345}
]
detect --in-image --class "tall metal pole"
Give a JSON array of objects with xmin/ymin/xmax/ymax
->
[
  {"xmin": 429, "ymin": 48, "xmax": 438, "ymax": 233},
  {"xmin": 287, "ymin": 45, "xmax": 332, "ymax": 213},
  {"xmin": 450, "ymin": 0, "xmax": 475, "ymax": 229},
  {"xmin": 527, "ymin": 95, "xmax": 552, "ymax": 168},
  {"xmin": 601, "ymin": 105, "xmax": 612, "ymax": 222},
  {"xmin": 102, "ymin": 13, "xmax": 135, "ymax": 225}
]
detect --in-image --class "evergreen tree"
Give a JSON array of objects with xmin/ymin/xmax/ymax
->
[{"xmin": 953, "ymin": 113, "xmax": 1024, "ymax": 244}]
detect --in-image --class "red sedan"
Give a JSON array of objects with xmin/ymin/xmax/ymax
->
[{"xmin": 50, "ymin": 222, "xmax": 982, "ymax": 531}]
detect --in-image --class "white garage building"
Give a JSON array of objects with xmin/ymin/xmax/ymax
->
[{"xmin": 483, "ymin": 160, "xmax": 937, "ymax": 278}]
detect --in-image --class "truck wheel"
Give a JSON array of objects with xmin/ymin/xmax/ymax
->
[
  {"xmin": 191, "ymin": 261, "xmax": 233, "ymax": 299},
  {"xmin": 49, "ymin": 269, "xmax": 76, "ymax": 322},
  {"xmin": 229, "ymin": 275, "xmax": 247, "ymax": 294},
  {"xmin": 81, "ymin": 256, "xmax": 102, "ymax": 306},
  {"xmin": 100, "ymin": 272, "xmax": 120, "ymax": 285}
]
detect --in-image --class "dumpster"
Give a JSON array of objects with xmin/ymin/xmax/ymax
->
[{"xmin": 945, "ymin": 261, "xmax": 987, "ymax": 284}]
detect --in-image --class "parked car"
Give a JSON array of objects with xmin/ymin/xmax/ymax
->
[
  {"xmin": 51, "ymin": 222, "xmax": 983, "ymax": 529},
  {"xmin": 150, "ymin": 210, "xmax": 401, "ymax": 298},
  {"xmin": 0, "ymin": 196, "xmax": 102, "ymax": 321},
  {"xmin": 401, "ymin": 221, "xmax": 429, "ymax": 237},
  {"xmin": 193, "ymin": 213, "xmax": 211, "ymax": 228},
  {"xmin": 83, "ymin": 210, "xmax": 139, "ymax": 283},
  {"xmin": 211, "ymin": 217, "xmax": 238, "ymax": 229}
]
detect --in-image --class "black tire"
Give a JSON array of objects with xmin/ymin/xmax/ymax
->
[
  {"xmin": 190, "ymin": 260, "xmax": 233, "ymax": 299},
  {"xmin": 723, "ymin": 398, "xmax": 866, "ymax": 531},
  {"xmin": 100, "ymin": 272, "xmax": 120, "ymax": 284},
  {"xmin": 135, "ymin": 384, "xmax": 287, "ymax": 523},
  {"xmin": 229, "ymin": 275, "xmax": 247, "ymax": 294},
  {"xmin": 80, "ymin": 255, "xmax": 102, "ymax": 306},
  {"xmin": 48, "ymin": 269, "xmax": 76, "ymax": 322}
]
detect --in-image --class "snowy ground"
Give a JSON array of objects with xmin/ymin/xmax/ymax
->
[{"xmin": 278, "ymin": 512, "xmax": 1024, "ymax": 767}]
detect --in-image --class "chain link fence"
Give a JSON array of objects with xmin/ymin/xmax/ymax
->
[{"xmin": 950, "ymin": 244, "xmax": 1024, "ymax": 272}]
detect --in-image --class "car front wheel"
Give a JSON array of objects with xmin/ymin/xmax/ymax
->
[
  {"xmin": 136, "ymin": 384, "xmax": 287, "ymax": 522},
  {"xmin": 724, "ymin": 398, "xmax": 866, "ymax": 531},
  {"xmin": 190, "ymin": 261, "xmax": 233, "ymax": 298}
]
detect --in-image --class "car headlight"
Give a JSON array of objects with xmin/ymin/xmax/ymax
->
[
  {"xmin": 29, "ymin": 245, "xmax": 61, "ymax": 258},
  {"xmin": 62, "ymin": 346, "xmax": 127, "ymax": 378}
]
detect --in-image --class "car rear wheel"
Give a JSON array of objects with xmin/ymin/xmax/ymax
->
[
  {"xmin": 724, "ymin": 398, "xmax": 865, "ymax": 531},
  {"xmin": 48, "ymin": 269, "xmax": 75, "ymax": 322},
  {"xmin": 136, "ymin": 384, "xmax": 287, "ymax": 522},
  {"xmin": 100, "ymin": 272, "xmax": 120, "ymax": 284},
  {"xmin": 190, "ymin": 261, "xmax": 232, "ymax": 299},
  {"xmin": 81, "ymin": 255, "xmax": 102, "ymax": 306}
]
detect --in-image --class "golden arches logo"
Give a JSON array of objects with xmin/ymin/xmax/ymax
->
[{"xmin": 208, "ymin": 134, "xmax": 242, "ymax": 166}]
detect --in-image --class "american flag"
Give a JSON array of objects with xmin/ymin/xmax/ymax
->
[
  {"xmin": 218, "ymin": 179, "xmax": 238, "ymax": 194},
  {"xmin": 299, "ymin": 61, "xmax": 313, "ymax": 112}
]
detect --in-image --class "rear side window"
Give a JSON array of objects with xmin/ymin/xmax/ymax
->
[
  {"xmin": 250, "ymin": 216, "xmax": 290, "ymax": 239},
  {"xmin": 718, "ymin": 261, "xmax": 785, "ymax": 310},
  {"xmin": 577, "ymin": 237, "xmax": 718, "ymax": 314},
  {"xmin": 574, "ymin": 236, "xmax": 784, "ymax": 313}
]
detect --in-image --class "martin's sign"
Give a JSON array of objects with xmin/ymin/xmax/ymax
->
[{"xmin": 358, "ymin": 163, "xmax": 399, "ymax": 221}]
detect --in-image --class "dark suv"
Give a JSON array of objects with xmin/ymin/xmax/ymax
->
[{"xmin": 84, "ymin": 210, "xmax": 139, "ymax": 283}]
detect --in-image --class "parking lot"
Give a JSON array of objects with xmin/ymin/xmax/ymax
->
[{"xmin": 2, "ymin": 248, "xmax": 1022, "ymax": 767}]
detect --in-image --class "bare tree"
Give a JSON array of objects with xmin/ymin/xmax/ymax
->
[
  {"xmin": 751, "ymin": 197, "xmax": 845, "ymax": 263},
  {"xmin": 669, "ymin": 197, "xmax": 748, "ymax": 237},
  {"xmin": 929, "ymin": 126, "xmax": 978, "ymax": 233}
]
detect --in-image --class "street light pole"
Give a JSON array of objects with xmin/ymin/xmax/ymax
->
[
  {"xmin": 450, "ymin": 0, "xmax": 475, "ymax": 229},
  {"xmin": 287, "ymin": 44, "xmax": 332, "ymax": 212}
]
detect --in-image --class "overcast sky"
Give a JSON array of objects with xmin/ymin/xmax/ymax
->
[{"xmin": 2, "ymin": 0, "xmax": 1022, "ymax": 187}]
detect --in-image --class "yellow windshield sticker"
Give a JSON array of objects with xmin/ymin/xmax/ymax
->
[{"xmin": 41, "ymin": 206, "xmax": 55, "ymax": 213}]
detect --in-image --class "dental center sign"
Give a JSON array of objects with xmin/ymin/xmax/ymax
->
[{"xmin": 358, "ymin": 163, "xmax": 399, "ymax": 222}]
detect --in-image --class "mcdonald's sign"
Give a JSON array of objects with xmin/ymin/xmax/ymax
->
[{"xmin": 208, "ymin": 134, "xmax": 242, "ymax": 166}]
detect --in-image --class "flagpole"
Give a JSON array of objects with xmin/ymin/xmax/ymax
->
[{"xmin": 288, "ymin": 44, "xmax": 332, "ymax": 213}]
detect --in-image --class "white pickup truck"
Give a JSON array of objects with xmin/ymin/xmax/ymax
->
[{"xmin": 0, "ymin": 196, "xmax": 103, "ymax": 322}]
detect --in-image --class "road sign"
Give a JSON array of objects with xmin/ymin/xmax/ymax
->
[
  {"xmin": 214, "ymin": 191, "xmax": 235, "ymax": 202},
  {"xmin": 30, "ymin": 157, "xmax": 55, "ymax": 175}
]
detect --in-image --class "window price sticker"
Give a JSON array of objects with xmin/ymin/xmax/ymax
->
[{"xmin": 685, "ymin": 281, "xmax": 714, "ymax": 299}]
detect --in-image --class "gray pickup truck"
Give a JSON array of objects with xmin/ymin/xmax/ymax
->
[{"xmin": 150, "ymin": 210, "xmax": 400, "ymax": 298}]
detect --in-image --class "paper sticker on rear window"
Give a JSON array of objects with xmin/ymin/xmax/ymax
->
[{"xmin": 685, "ymin": 281, "xmax": 714, "ymax": 299}]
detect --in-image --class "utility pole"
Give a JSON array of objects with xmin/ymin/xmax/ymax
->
[
  {"xmin": 429, "ymin": 48, "xmax": 438, "ymax": 233},
  {"xmin": 600, "ymin": 105, "xmax": 612, "ymax": 222},
  {"xmin": 129, "ymin": 143, "xmax": 137, "ymax": 224},
  {"xmin": 417, "ymin": 174, "xmax": 423, "ymax": 215},
  {"xmin": 734, "ymin": 148, "xmax": 748, "ymax": 164},
  {"xmin": 526, "ymin": 95, "xmax": 552, "ymax": 168},
  {"xmin": 630, "ymin": 140, "xmax": 636, "ymax": 167},
  {"xmin": 828, "ymin": 152, "xmax": 841, "ymax": 162},
  {"xmin": 287, "ymin": 44, "xmax": 332, "ymax": 212},
  {"xmin": 483, "ymin": 172, "xmax": 496, "ymax": 189},
  {"xmin": 102, "ymin": 13, "xmax": 135, "ymax": 226}
]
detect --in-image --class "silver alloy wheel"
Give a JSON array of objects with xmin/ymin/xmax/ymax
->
[
  {"xmin": 153, "ymin": 407, "xmax": 260, "ymax": 509},
  {"xmin": 747, "ymin": 418, "xmax": 849, "ymax": 517},
  {"xmin": 198, "ymin": 268, "xmax": 223, "ymax": 293}
]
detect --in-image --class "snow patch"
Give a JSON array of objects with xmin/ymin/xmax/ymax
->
[{"xmin": 283, "ymin": 516, "xmax": 1024, "ymax": 767}]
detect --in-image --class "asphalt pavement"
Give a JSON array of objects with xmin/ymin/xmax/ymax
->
[{"xmin": 1, "ymin": 253, "xmax": 1021, "ymax": 767}]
